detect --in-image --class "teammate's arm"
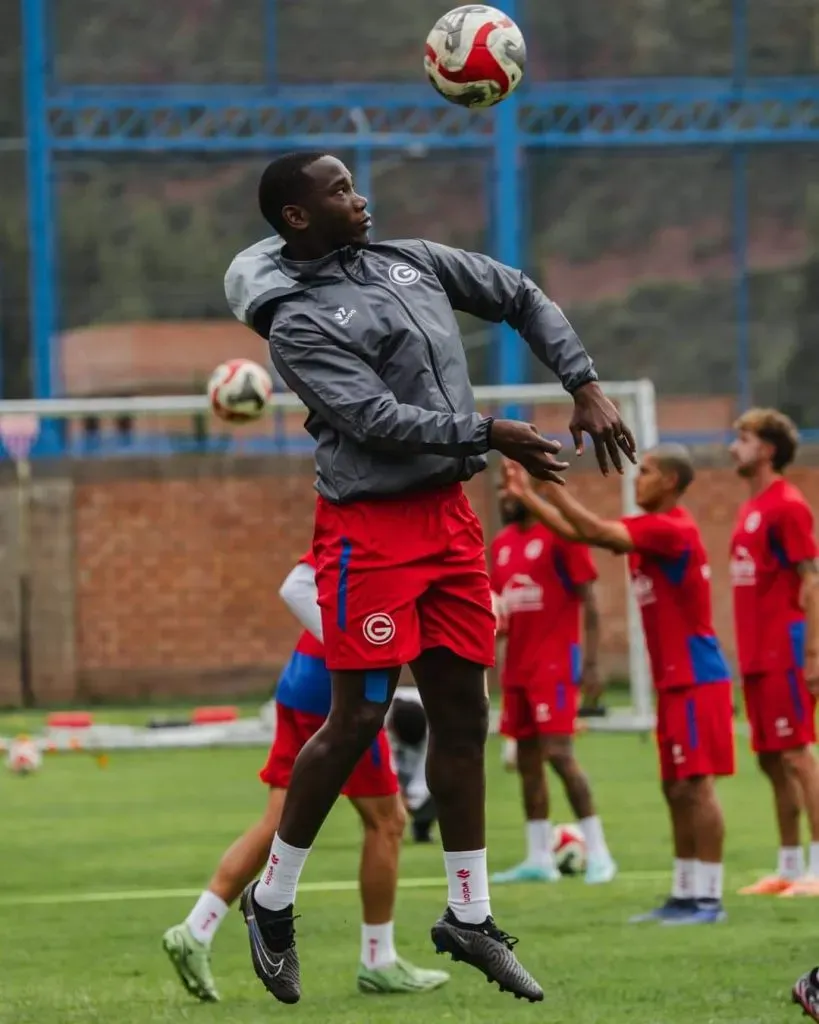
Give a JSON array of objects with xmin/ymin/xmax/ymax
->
[
  {"xmin": 278, "ymin": 561, "xmax": 323, "ymax": 642},
  {"xmin": 419, "ymin": 241, "xmax": 636, "ymax": 473},
  {"xmin": 798, "ymin": 560, "xmax": 819, "ymax": 692},
  {"xmin": 577, "ymin": 582, "xmax": 603, "ymax": 707},
  {"xmin": 500, "ymin": 460, "xmax": 581, "ymax": 541}
]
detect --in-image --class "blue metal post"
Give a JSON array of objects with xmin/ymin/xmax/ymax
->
[
  {"xmin": 493, "ymin": 0, "xmax": 523, "ymax": 415},
  {"xmin": 264, "ymin": 0, "xmax": 277, "ymax": 90},
  {"xmin": 732, "ymin": 0, "xmax": 751, "ymax": 411},
  {"xmin": 22, "ymin": 0, "xmax": 59, "ymax": 407}
]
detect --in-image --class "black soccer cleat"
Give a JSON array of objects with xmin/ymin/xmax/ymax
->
[
  {"xmin": 239, "ymin": 883, "xmax": 301, "ymax": 1005},
  {"xmin": 793, "ymin": 968, "xmax": 819, "ymax": 1020},
  {"xmin": 430, "ymin": 907, "xmax": 544, "ymax": 1002}
]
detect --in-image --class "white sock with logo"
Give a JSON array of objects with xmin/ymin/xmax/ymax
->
[
  {"xmin": 254, "ymin": 835, "xmax": 311, "ymax": 911},
  {"xmin": 695, "ymin": 861, "xmax": 724, "ymax": 901},
  {"xmin": 361, "ymin": 921, "xmax": 397, "ymax": 970},
  {"xmin": 671, "ymin": 858, "xmax": 696, "ymax": 900},
  {"xmin": 778, "ymin": 846, "xmax": 805, "ymax": 880},
  {"xmin": 444, "ymin": 849, "xmax": 491, "ymax": 925},
  {"xmin": 579, "ymin": 815, "xmax": 611, "ymax": 861},
  {"xmin": 185, "ymin": 890, "xmax": 229, "ymax": 946}
]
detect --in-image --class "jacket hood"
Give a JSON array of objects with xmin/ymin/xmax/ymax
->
[{"xmin": 224, "ymin": 234, "xmax": 310, "ymax": 327}]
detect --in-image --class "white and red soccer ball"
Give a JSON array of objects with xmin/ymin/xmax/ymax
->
[
  {"xmin": 552, "ymin": 823, "xmax": 587, "ymax": 875},
  {"xmin": 207, "ymin": 359, "xmax": 273, "ymax": 423},
  {"xmin": 425, "ymin": 5, "xmax": 526, "ymax": 109},
  {"xmin": 6, "ymin": 736, "xmax": 43, "ymax": 775}
]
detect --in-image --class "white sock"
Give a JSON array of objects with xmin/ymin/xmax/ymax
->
[
  {"xmin": 255, "ymin": 835, "xmax": 311, "ymax": 911},
  {"xmin": 444, "ymin": 848, "xmax": 491, "ymax": 925},
  {"xmin": 671, "ymin": 858, "xmax": 696, "ymax": 900},
  {"xmin": 361, "ymin": 922, "xmax": 396, "ymax": 970},
  {"xmin": 695, "ymin": 861, "xmax": 724, "ymax": 901},
  {"xmin": 185, "ymin": 890, "xmax": 229, "ymax": 946},
  {"xmin": 578, "ymin": 816, "xmax": 610, "ymax": 861},
  {"xmin": 779, "ymin": 846, "xmax": 805, "ymax": 881},
  {"xmin": 525, "ymin": 819, "xmax": 554, "ymax": 867},
  {"xmin": 809, "ymin": 843, "xmax": 819, "ymax": 877}
]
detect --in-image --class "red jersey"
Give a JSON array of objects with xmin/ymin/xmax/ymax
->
[
  {"xmin": 490, "ymin": 522, "xmax": 597, "ymax": 688},
  {"xmin": 622, "ymin": 506, "xmax": 729, "ymax": 691},
  {"xmin": 730, "ymin": 477, "xmax": 817, "ymax": 675}
]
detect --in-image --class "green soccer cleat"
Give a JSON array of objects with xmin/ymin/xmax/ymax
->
[
  {"xmin": 357, "ymin": 956, "xmax": 450, "ymax": 994},
  {"xmin": 491, "ymin": 861, "xmax": 561, "ymax": 884},
  {"xmin": 162, "ymin": 923, "xmax": 220, "ymax": 1003}
]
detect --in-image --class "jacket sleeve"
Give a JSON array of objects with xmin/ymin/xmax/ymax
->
[
  {"xmin": 419, "ymin": 240, "xmax": 598, "ymax": 394},
  {"xmin": 269, "ymin": 313, "xmax": 492, "ymax": 456}
]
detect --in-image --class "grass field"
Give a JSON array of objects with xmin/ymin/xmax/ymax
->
[{"xmin": 1, "ymin": 725, "xmax": 816, "ymax": 1024}]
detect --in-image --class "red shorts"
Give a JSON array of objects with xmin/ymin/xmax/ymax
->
[
  {"xmin": 742, "ymin": 669, "xmax": 817, "ymax": 753},
  {"xmin": 313, "ymin": 484, "xmax": 495, "ymax": 671},
  {"xmin": 500, "ymin": 681, "xmax": 579, "ymax": 739},
  {"xmin": 656, "ymin": 683, "xmax": 735, "ymax": 782},
  {"xmin": 259, "ymin": 703, "xmax": 399, "ymax": 799}
]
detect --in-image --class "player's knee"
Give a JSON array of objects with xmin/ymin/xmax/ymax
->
[
  {"xmin": 782, "ymin": 745, "xmax": 813, "ymax": 775},
  {"xmin": 547, "ymin": 751, "xmax": 577, "ymax": 780},
  {"xmin": 357, "ymin": 794, "xmax": 407, "ymax": 839},
  {"xmin": 663, "ymin": 778, "xmax": 697, "ymax": 807},
  {"xmin": 436, "ymin": 694, "xmax": 488, "ymax": 758},
  {"xmin": 329, "ymin": 702, "xmax": 385, "ymax": 747}
]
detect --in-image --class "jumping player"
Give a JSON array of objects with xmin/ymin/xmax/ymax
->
[
  {"xmin": 162, "ymin": 553, "xmax": 449, "ymax": 1001},
  {"xmin": 726, "ymin": 410, "xmax": 819, "ymax": 899},
  {"xmin": 224, "ymin": 151, "xmax": 635, "ymax": 1004},
  {"xmin": 489, "ymin": 476, "xmax": 617, "ymax": 885},
  {"xmin": 502, "ymin": 446, "xmax": 734, "ymax": 924}
]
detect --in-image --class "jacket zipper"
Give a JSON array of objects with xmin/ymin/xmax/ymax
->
[{"xmin": 339, "ymin": 259, "xmax": 457, "ymax": 415}]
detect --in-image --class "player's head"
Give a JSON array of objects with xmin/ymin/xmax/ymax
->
[
  {"xmin": 730, "ymin": 407, "xmax": 799, "ymax": 478},
  {"xmin": 258, "ymin": 152, "xmax": 371, "ymax": 253},
  {"xmin": 389, "ymin": 698, "xmax": 427, "ymax": 747},
  {"xmin": 635, "ymin": 444, "xmax": 695, "ymax": 512}
]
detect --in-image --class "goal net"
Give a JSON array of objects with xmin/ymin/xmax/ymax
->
[{"xmin": 0, "ymin": 379, "xmax": 657, "ymax": 751}]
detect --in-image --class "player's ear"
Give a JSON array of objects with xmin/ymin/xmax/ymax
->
[{"xmin": 282, "ymin": 203, "xmax": 308, "ymax": 232}]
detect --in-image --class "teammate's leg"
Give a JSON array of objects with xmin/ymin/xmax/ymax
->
[
  {"xmin": 244, "ymin": 668, "xmax": 401, "ymax": 1004},
  {"xmin": 776, "ymin": 746, "xmax": 819, "ymax": 894},
  {"xmin": 738, "ymin": 751, "xmax": 805, "ymax": 893},
  {"xmin": 545, "ymin": 736, "xmax": 616, "ymax": 884},
  {"xmin": 351, "ymin": 792, "xmax": 450, "ymax": 994},
  {"xmin": 163, "ymin": 788, "xmax": 285, "ymax": 1001},
  {"xmin": 688, "ymin": 776, "xmax": 726, "ymax": 914},
  {"xmin": 492, "ymin": 735, "xmax": 560, "ymax": 883},
  {"xmin": 411, "ymin": 646, "xmax": 543, "ymax": 1002}
]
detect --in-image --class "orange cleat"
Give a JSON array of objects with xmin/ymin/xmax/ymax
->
[
  {"xmin": 737, "ymin": 874, "xmax": 793, "ymax": 895},
  {"xmin": 779, "ymin": 877, "xmax": 819, "ymax": 897}
]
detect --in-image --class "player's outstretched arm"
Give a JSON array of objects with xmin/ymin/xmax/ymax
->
[
  {"xmin": 419, "ymin": 241, "xmax": 637, "ymax": 475},
  {"xmin": 279, "ymin": 561, "xmax": 323, "ymax": 641},
  {"xmin": 543, "ymin": 482, "xmax": 634, "ymax": 553}
]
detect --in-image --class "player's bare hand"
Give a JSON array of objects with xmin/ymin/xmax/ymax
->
[
  {"xmin": 806, "ymin": 653, "xmax": 819, "ymax": 695},
  {"xmin": 489, "ymin": 420, "xmax": 569, "ymax": 485},
  {"xmin": 569, "ymin": 382, "xmax": 637, "ymax": 476},
  {"xmin": 580, "ymin": 663, "xmax": 603, "ymax": 707},
  {"xmin": 499, "ymin": 458, "xmax": 534, "ymax": 500}
]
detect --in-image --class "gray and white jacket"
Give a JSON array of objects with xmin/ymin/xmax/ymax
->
[{"xmin": 225, "ymin": 236, "xmax": 597, "ymax": 504}]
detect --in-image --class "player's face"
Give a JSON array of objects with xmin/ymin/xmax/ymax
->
[
  {"xmin": 300, "ymin": 157, "xmax": 371, "ymax": 249},
  {"xmin": 499, "ymin": 495, "xmax": 527, "ymax": 524},
  {"xmin": 635, "ymin": 455, "xmax": 670, "ymax": 512},
  {"xmin": 729, "ymin": 429, "xmax": 768, "ymax": 477}
]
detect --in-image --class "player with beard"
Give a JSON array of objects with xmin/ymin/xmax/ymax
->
[
  {"xmin": 224, "ymin": 151, "xmax": 635, "ymax": 1005},
  {"xmin": 489, "ymin": 477, "xmax": 616, "ymax": 885}
]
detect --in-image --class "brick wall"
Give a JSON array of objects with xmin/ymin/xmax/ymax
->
[{"xmin": 4, "ymin": 449, "xmax": 819, "ymax": 707}]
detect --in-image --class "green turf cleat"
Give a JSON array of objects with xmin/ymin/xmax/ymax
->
[
  {"xmin": 162, "ymin": 923, "xmax": 220, "ymax": 1003},
  {"xmin": 491, "ymin": 861, "xmax": 561, "ymax": 884},
  {"xmin": 357, "ymin": 956, "xmax": 450, "ymax": 994}
]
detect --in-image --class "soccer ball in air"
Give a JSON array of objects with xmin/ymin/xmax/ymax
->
[
  {"xmin": 424, "ymin": 5, "xmax": 526, "ymax": 109},
  {"xmin": 552, "ymin": 823, "xmax": 587, "ymax": 875},
  {"xmin": 207, "ymin": 359, "xmax": 273, "ymax": 423},
  {"xmin": 6, "ymin": 736, "xmax": 43, "ymax": 775}
]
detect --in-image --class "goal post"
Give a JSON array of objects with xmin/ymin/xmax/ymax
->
[{"xmin": 0, "ymin": 378, "xmax": 658, "ymax": 734}]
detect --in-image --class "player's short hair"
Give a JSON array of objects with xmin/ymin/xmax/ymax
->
[
  {"xmin": 650, "ymin": 443, "xmax": 695, "ymax": 495},
  {"xmin": 389, "ymin": 698, "xmax": 427, "ymax": 747},
  {"xmin": 734, "ymin": 407, "xmax": 800, "ymax": 471},
  {"xmin": 258, "ymin": 151, "xmax": 328, "ymax": 234}
]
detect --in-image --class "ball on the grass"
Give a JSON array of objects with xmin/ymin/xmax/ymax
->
[
  {"xmin": 207, "ymin": 359, "xmax": 273, "ymax": 423},
  {"xmin": 424, "ymin": 5, "xmax": 526, "ymax": 109},
  {"xmin": 6, "ymin": 736, "xmax": 43, "ymax": 775},
  {"xmin": 552, "ymin": 823, "xmax": 587, "ymax": 875}
]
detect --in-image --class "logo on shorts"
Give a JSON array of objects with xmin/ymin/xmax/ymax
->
[
  {"xmin": 363, "ymin": 613, "xmax": 396, "ymax": 645},
  {"xmin": 776, "ymin": 716, "xmax": 793, "ymax": 738},
  {"xmin": 672, "ymin": 743, "xmax": 685, "ymax": 765},
  {"xmin": 535, "ymin": 703, "xmax": 551, "ymax": 723},
  {"xmin": 524, "ymin": 539, "xmax": 544, "ymax": 560},
  {"xmin": 388, "ymin": 263, "xmax": 420, "ymax": 286}
]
